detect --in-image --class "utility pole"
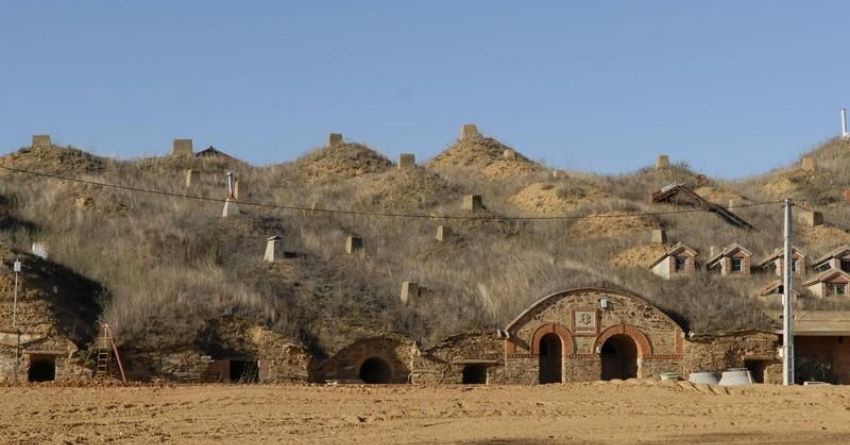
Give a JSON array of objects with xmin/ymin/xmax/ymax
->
[
  {"xmin": 12, "ymin": 258, "xmax": 21, "ymax": 384},
  {"xmin": 782, "ymin": 199, "xmax": 795, "ymax": 385}
]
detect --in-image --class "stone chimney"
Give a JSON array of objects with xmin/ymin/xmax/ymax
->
[
  {"xmin": 172, "ymin": 138, "xmax": 194, "ymax": 157},
  {"xmin": 328, "ymin": 133, "xmax": 343, "ymax": 147},
  {"xmin": 398, "ymin": 153, "xmax": 416, "ymax": 170},
  {"xmin": 503, "ymin": 149, "xmax": 517, "ymax": 160},
  {"xmin": 651, "ymin": 229, "xmax": 667, "ymax": 245},
  {"xmin": 460, "ymin": 124, "xmax": 479, "ymax": 140},
  {"xmin": 400, "ymin": 281, "xmax": 420, "ymax": 305},
  {"xmin": 264, "ymin": 235, "xmax": 282, "ymax": 262},
  {"xmin": 801, "ymin": 156, "xmax": 816, "ymax": 172},
  {"xmin": 346, "ymin": 236, "xmax": 363, "ymax": 254},
  {"xmin": 461, "ymin": 195, "xmax": 484, "ymax": 212},
  {"xmin": 436, "ymin": 225, "xmax": 452, "ymax": 242},
  {"xmin": 32, "ymin": 134, "xmax": 51, "ymax": 149},
  {"xmin": 185, "ymin": 169, "xmax": 198, "ymax": 188},
  {"xmin": 655, "ymin": 155, "xmax": 670, "ymax": 170}
]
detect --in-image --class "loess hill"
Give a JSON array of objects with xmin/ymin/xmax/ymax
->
[{"xmin": 1, "ymin": 132, "xmax": 849, "ymax": 360}]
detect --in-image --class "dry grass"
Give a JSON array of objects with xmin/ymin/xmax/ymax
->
[{"xmin": 3, "ymin": 136, "xmax": 850, "ymax": 358}]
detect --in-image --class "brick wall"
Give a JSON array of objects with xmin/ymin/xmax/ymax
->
[{"xmin": 503, "ymin": 288, "xmax": 684, "ymax": 383}]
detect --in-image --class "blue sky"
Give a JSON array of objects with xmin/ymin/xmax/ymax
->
[{"xmin": 1, "ymin": 1, "xmax": 848, "ymax": 178}]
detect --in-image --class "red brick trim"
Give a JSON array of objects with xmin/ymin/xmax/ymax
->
[
  {"xmin": 530, "ymin": 323, "xmax": 575, "ymax": 356},
  {"xmin": 643, "ymin": 354, "xmax": 683, "ymax": 360},
  {"xmin": 674, "ymin": 328, "xmax": 684, "ymax": 355},
  {"xmin": 593, "ymin": 324, "xmax": 653, "ymax": 357}
]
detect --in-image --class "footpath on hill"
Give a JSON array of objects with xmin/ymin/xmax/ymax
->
[{"xmin": 1, "ymin": 382, "xmax": 849, "ymax": 444}]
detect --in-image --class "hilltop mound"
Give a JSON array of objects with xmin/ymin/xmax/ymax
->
[
  {"xmin": 427, "ymin": 136, "xmax": 542, "ymax": 180},
  {"xmin": 351, "ymin": 168, "xmax": 463, "ymax": 211},
  {"xmin": 0, "ymin": 145, "xmax": 106, "ymax": 175},
  {"xmin": 750, "ymin": 137, "xmax": 850, "ymax": 203},
  {"xmin": 294, "ymin": 144, "xmax": 392, "ymax": 183},
  {"xmin": 510, "ymin": 181, "xmax": 609, "ymax": 215}
]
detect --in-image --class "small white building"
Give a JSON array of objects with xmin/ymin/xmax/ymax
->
[
  {"xmin": 649, "ymin": 242, "xmax": 698, "ymax": 279},
  {"xmin": 812, "ymin": 245, "xmax": 850, "ymax": 274},
  {"xmin": 803, "ymin": 270, "xmax": 850, "ymax": 298},
  {"xmin": 706, "ymin": 243, "xmax": 752, "ymax": 277}
]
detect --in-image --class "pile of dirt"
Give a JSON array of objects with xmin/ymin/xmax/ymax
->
[
  {"xmin": 0, "ymin": 145, "xmax": 106, "ymax": 175},
  {"xmin": 294, "ymin": 144, "xmax": 392, "ymax": 183},
  {"xmin": 610, "ymin": 244, "xmax": 668, "ymax": 268},
  {"xmin": 351, "ymin": 168, "xmax": 462, "ymax": 211},
  {"xmin": 427, "ymin": 136, "xmax": 542, "ymax": 179},
  {"xmin": 569, "ymin": 212, "xmax": 659, "ymax": 239},
  {"xmin": 509, "ymin": 182, "xmax": 609, "ymax": 215}
]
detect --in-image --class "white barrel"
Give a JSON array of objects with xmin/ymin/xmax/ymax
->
[
  {"xmin": 719, "ymin": 368, "xmax": 752, "ymax": 386},
  {"xmin": 688, "ymin": 371, "xmax": 720, "ymax": 385}
]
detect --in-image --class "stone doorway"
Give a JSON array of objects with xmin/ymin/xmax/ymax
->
[
  {"xmin": 229, "ymin": 359, "xmax": 259, "ymax": 383},
  {"xmin": 600, "ymin": 334, "xmax": 638, "ymax": 380},
  {"xmin": 27, "ymin": 354, "xmax": 56, "ymax": 382},
  {"xmin": 538, "ymin": 333, "xmax": 562, "ymax": 384},
  {"xmin": 462, "ymin": 364, "xmax": 488, "ymax": 384},
  {"xmin": 359, "ymin": 357, "xmax": 392, "ymax": 384}
]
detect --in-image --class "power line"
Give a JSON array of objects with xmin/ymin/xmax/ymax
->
[{"xmin": 0, "ymin": 164, "xmax": 786, "ymax": 221}]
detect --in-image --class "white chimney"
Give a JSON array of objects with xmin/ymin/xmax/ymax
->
[
  {"xmin": 264, "ymin": 235, "xmax": 282, "ymax": 262},
  {"xmin": 842, "ymin": 108, "xmax": 849, "ymax": 139}
]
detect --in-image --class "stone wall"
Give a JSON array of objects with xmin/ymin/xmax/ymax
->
[
  {"xmin": 683, "ymin": 332, "xmax": 780, "ymax": 383},
  {"xmin": 412, "ymin": 333, "xmax": 504, "ymax": 384},
  {"xmin": 250, "ymin": 326, "xmax": 314, "ymax": 383},
  {"xmin": 323, "ymin": 336, "xmax": 417, "ymax": 383},
  {"xmin": 122, "ymin": 350, "xmax": 215, "ymax": 383}
]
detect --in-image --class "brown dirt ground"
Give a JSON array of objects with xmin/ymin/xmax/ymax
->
[{"xmin": 1, "ymin": 382, "xmax": 849, "ymax": 444}]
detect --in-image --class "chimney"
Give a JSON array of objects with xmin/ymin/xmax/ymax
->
[
  {"xmin": 436, "ymin": 225, "xmax": 452, "ymax": 242},
  {"xmin": 328, "ymin": 133, "xmax": 343, "ymax": 147},
  {"xmin": 32, "ymin": 134, "xmax": 51, "ymax": 149},
  {"xmin": 651, "ymin": 229, "xmax": 667, "ymax": 244},
  {"xmin": 461, "ymin": 195, "xmax": 484, "ymax": 212},
  {"xmin": 264, "ymin": 235, "xmax": 282, "ymax": 262},
  {"xmin": 842, "ymin": 108, "xmax": 848, "ymax": 139},
  {"xmin": 185, "ymin": 169, "xmax": 198, "ymax": 188},
  {"xmin": 346, "ymin": 236, "xmax": 363, "ymax": 254},
  {"xmin": 400, "ymin": 281, "xmax": 420, "ymax": 305},
  {"xmin": 460, "ymin": 124, "xmax": 479, "ymax": 140},
  {"xmin": 655, "ymin": 155, "xmax": 670, "ymax": 170},
  {"xmin": 172, "ymin": 138, "xmax": 193, "ymax": 157},
  {"xmin": 398, "ymin": 153, "xmax": 416, "ymax": 169}
]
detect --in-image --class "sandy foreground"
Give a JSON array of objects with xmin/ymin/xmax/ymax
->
[{"xmin": 1, "ymin": 381, "xmax": 849, "ymax": 444}]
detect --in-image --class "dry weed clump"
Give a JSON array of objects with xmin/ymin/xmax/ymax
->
[{"xmin": 349, "ymin": 168, "xmax": 464, "ymax": 211}]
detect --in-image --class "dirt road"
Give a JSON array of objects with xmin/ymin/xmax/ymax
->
[{"xmin": 1, "ymin": 380, "xmax": 849, "ymax": 444}]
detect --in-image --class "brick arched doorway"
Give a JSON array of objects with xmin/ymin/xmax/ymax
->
[
  {"xmin": 538, "ymin": 333, "xmax": 562, "ymax": 384},
  {"xmin": 600, "ymin": 334, "xmax": 638, "ymax": 380}
]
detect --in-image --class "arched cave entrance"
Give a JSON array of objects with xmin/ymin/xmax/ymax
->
[
  {"xmin": 27, "ymin": 355, "xmax": 56, "ymax": 382},
  {"xmin": 538, "ymin": 333, "xmax": 562, "ymax": 384},
  {"xmin": 359, "ymin": 357, "xmax": 393, "ymax": 384},
  {"xmin": 600, "ymin": 334, "xmax": 638, "ymax": 380}
]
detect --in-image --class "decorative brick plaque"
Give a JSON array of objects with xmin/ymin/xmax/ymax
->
[{"xmin": 573, "ymin": 310, "xmax": 597, "ymax": 335}]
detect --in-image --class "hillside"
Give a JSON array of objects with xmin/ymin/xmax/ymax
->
[{"xmin": 0, "ymin": 133, "xmax": 848, "ymax": 359}]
